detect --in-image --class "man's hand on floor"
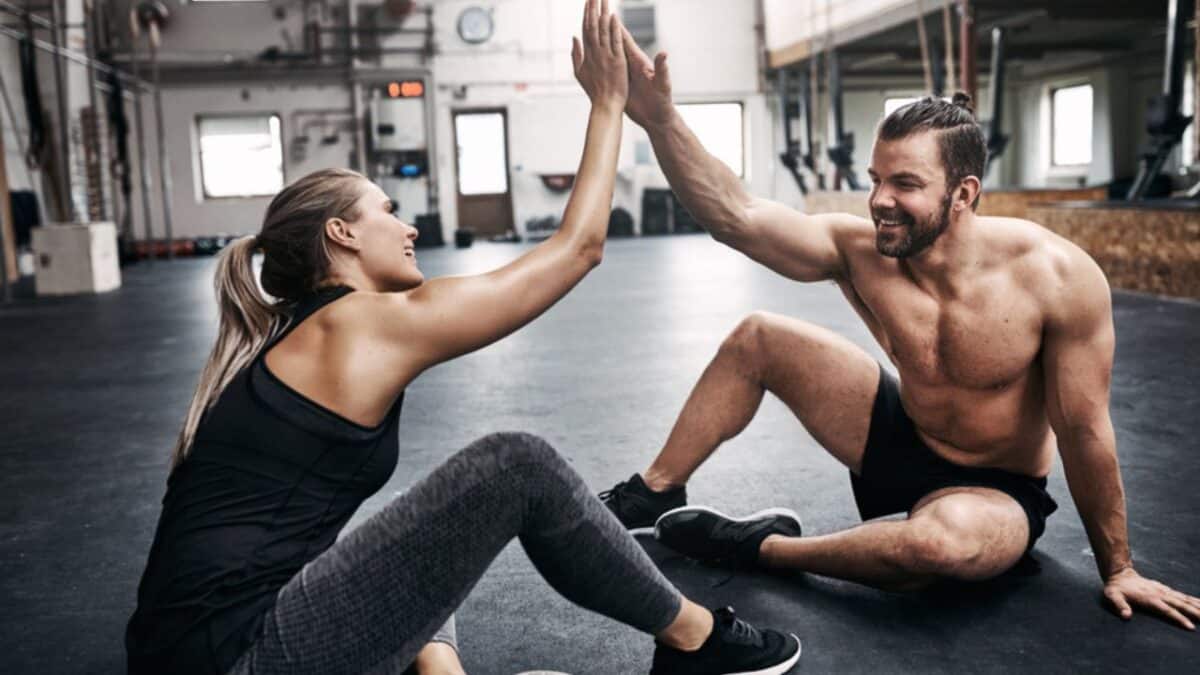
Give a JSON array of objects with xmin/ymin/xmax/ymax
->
[{"xmin": 1103, "ymin": 567, "xmax": 1200, "ymax": 630}]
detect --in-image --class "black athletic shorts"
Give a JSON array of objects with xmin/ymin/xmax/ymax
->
[{"xmin": 850, "ymin": 366, "xmax": 1059, "ymax": 553}]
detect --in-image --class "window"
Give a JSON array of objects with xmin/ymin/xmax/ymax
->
[
  {"xmin": 1051, "ymin": 84, "xmax": 1093, "ymax": 167},
  {"xmin": 197, "ymin": 114, "xmax": 283, "ymax": 199},
  {"xmin": 884, "ymin": 97, "xmax": 921, "ymax": 117},
  {"xmin": 454, "ymin": 111, "xmax": 509, "ymax": 195},
  {"xmin": 676, "ymin": 102, "xmax": 744, "ymax": 177}
]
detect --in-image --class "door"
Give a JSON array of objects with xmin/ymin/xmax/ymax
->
[{"xmin": 452, "ymin": 109, "xmax": 515, "ymax": 237}]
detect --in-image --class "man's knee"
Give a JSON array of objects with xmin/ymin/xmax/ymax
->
[
  {"xmin": 720, "ymin": 312, "xmax": 794, "ymax": 372},
  {"xmin": 901, "ymin": 505, "xmax": 989, "ymax": 579}
]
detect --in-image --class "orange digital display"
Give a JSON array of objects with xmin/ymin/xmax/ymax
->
[{"xmin": 385, "ymin": 80, "xmax": 425, "ymax": 98}]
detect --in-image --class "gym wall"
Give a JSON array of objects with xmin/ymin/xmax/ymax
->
[{"xmin": 99, "ymin": 0, "xmax": 778, "ymax": 242}]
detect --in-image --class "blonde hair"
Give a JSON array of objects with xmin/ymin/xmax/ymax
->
[{"xmin": 170, "ymin": 168, "xmax": 368, "ymax": 469}]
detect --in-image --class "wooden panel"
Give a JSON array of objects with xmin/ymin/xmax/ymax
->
[
  {"xmin": 804, "ymin": 190, "xmax": 872, "ymax": 218},
  {"xmin": 1029, "ymin": 204, "xmax": 1200, "ymax": 299},
  {"xmin": 978, "ymin": 188, "xmax": 1108, "ymax": 219}
]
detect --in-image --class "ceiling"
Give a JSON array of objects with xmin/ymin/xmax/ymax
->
[{"xmin": 780, "ymin": 0, "xmax": 1182, "ymax": 84}]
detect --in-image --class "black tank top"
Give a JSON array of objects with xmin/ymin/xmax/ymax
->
[{"xmin": 126, "ymin": 286, "xmax": 404, "ymax": 674}]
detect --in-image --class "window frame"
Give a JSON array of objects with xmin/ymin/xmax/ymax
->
[
  {"xmin": 195, "ymin": 112, "xmax": 286, "ymax": 201},
  {"xmin": 675, "ymin": 100, "xmax": 746, "ymax": 178}
]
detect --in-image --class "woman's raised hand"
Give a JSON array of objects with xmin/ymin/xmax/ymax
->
[{"xmin": 571, "ymin": 0, "xmax": 628, "ymax": 108}]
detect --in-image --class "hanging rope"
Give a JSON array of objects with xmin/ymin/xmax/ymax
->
[
  {"xmin": 942, "ymin": 1, "xmax": 956, "ymax": 93},
  {"xmin": 915, "ymin": 0, "xmax": 933, "ymax": 95},
  {"xmin": 806, "ymin": 0, "xmax": 822, "ymax": 186}
]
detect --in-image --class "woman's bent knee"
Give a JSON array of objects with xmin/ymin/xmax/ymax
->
[{"xmin": 471, "ymin": 431, "xmax": 562, "ymax": 468}]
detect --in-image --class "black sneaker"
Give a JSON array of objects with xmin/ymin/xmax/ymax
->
[
  {"xmin": 654, "ymin": 506, "xmax": 802, "ymax": 568},
  {"xmin": 651, "ymin": 606, "xmax": 801, "ymax": 675},
  {"xmin": 599, "ymin": 473, "xmax": 687, "ymax": 531}
]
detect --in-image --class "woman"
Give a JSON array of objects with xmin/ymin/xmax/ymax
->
[{"xmin": 125, "ymin": 3, "xmax": 801, "ymax": 674}]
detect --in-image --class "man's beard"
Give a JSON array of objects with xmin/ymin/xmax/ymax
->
[{"xmin": 872, "ymin": 191, "xmax": 953, "ymax": 258}]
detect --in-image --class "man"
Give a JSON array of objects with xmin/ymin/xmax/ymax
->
[{"xmin": 599, "ymin": 29, "xmax": 1200, "ymax": 629}]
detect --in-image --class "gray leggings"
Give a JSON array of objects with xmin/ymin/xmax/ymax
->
[{"xmin": 229, "ymin": 432, "xmax": 683, "ymax": 674}]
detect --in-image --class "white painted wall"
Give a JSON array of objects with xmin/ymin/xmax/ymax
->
[
  {"xmin": 95, "ymin": 0, "xmax": 772, "ymax": 241},
  {"xmin": 19, "ymin": 2, "xmax": 1181, "ymax": 244},
  {"xmin": 1010, "ymin": 65, "xmax": 1110, "ymax": 188},
  {"xmin": 139, "ymin": 84, "xmax": 358, "ymax": 239},
  {"xmin": 1005, "ymin": 61, "xmax": 1182, "ymax": 189},
  {"xmin": 764, "ymin": 0, "xmax": 921, "ymax": 55},
  {"xmin": 426, "ymin": 0, "xmax": 769, "ymax": 238}
]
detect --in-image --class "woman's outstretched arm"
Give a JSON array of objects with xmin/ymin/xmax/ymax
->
[{"xmin": 375, "ymin": 0, "xmax": 628, "ymax": 372}]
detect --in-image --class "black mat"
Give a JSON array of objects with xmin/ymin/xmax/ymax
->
[{"xmin": 1, "ymin": 237, "xmax": 1196, "ymax": 673}]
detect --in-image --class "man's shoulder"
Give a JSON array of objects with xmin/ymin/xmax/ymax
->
[
  {"xmin": 982, "ymin": 216, "xmax": 1095, "ymax": 280},
  {"xmin": 981, "ymin": 216, "xmax": 1109, "ymax": 321}
]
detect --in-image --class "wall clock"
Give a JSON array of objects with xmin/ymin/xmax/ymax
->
[{"xmin": 457, "ymin": 6, "xmax": 494, "ymax": 45}]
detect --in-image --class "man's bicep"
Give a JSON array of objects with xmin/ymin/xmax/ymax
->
[
  {"xmin": 731, "ymin": 200, "xmax": 865, "ymax": 282},
  {"xmin": 1043, "ymin": 271, "xmax": 1115, "ymax": 435}
]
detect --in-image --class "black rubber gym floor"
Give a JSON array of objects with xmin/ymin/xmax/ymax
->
[{"xmin": 1, "ymin": 236, "xmax": 1197, "ymax": 674}]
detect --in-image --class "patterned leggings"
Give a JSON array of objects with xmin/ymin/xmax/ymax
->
[{"xmin": 229, "ymin": 432, "xmax": 682, "ymax": 674}]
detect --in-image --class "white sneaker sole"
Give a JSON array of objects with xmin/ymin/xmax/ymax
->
[
  {"xmin": 729, "ymin": 634, "xmax": 802, "ymax": 675},
  {"xmin": 653, "ymin": 505, "xmax": 803, "ymax": 540}
]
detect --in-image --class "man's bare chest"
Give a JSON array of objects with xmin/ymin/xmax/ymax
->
[{"xmin": 852, "ymin": 283, "xmax": 1044, "ymax": 389}]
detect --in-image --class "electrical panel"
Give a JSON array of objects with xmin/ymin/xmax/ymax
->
[{"xmin": 370, "ymin": 95, "xmax": 426, "ymax": 152}]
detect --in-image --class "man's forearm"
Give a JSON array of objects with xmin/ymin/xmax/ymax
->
[
  {"xmin": 644, "ymin": 112, "xmax": 751, "ymax": 237},
  {"xmin": 1060, "ymin": 424, "xmax": 1133, "ymax": 579}
]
